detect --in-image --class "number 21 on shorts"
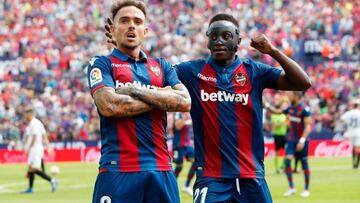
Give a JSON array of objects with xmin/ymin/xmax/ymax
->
[
  {"xmin": 194, "ymin": 187, "xmax": 208, "ymax": 203},
  {"xmin": 100, "ymin": 196, "xmax": 111, "ymax": 203}
]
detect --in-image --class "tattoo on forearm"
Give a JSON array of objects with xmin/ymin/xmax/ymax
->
[
  {"xmin": 93, "ymin": 87, "xmax": 152, "ymax": 117},
  {"xmin": 130, "ymin": 85, "xmax": 191, "ymax": 112}
]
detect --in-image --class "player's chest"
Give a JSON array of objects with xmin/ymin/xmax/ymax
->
[
  {"xmin": 112, "ymin": 61, "xmax": 163, "ymax": 87},
  {"xmin": 190, "ymin": 66, "xmax": 253, "ymax": 105},
  {"xmin": 288, "ymin": 109, "xmax": 303, "ymax": 123}
]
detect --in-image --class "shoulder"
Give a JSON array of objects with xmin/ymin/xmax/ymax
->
[
  {"xmin": 87, "ymin": 55, "xmax": 112, "ymax": 75},
  {"xmin": 29, "ymin": 118, "xmax": 44, "ymax": 129},
  {"xmin": 243, "ymin": 59, "xmax": 276, "ymax": 70},
  {"xmin": 174, "ymin": 59, "xmax": 206, "ymax": 68},
  {"xmin": 150, "ymin": 57, "xmax": 172, "ymax": 70},
  {"xmin": 89, "ymin": 56, "xmax": 111, "ymax": 67},
  {"xmin": 174, "ymin": 59, "xmax": 206, "ymax": 71},
  {"xmin": 301, "ymin": 105, "xmax": 311, "ymax": 115},
  {"xmin": 34, "ymin": 118, "xmax": 45, "ymax": 126}
]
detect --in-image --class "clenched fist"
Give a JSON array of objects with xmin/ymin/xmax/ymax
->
[{"xmin": 250, "ymin": 34, "xmax": 276, "ymax": 55}]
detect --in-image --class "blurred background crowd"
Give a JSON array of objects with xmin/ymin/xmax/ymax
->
[{"xmin": 0, "ymin": 0, "xmax": 359, "ymax": 146}]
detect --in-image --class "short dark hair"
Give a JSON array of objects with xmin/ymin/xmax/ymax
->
[
  {"xmin": 209, "ymin": 13, "xmax": 239, "ymax": 28},
  {"xmin": 24, "ymin": 106, "xmax": 34, "ymax": 114},
  {"xmin": 111, "ymin": 0, "xmax": 147, "ymax": 20}
]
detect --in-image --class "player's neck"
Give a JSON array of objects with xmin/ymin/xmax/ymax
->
[
  {"xmin": 117, "ymin": 46, "xmax": 142, "ymax": 60},
  {"xmin": 214, "ymin": 55, "xmax": 236, "ymax": 67}
]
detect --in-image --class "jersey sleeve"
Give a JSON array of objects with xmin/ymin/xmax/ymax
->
[
  {"xmin": 87, "ymin": 56, "xmax": 114, "ymax": 94},
  {"xmin": 302, "ymin": 106, "xmax": 311, "ymax": 117},
  {"xmin": 283, "ymin": 107, "xmax": 290, "ymax": 114},
  {"xmin": 173, "ymin": 62, "xmax": 187, "ymax": 83},
  {"xmin": 33, "ymin": 123, "xmax": 43, "ymax": 136},
  {"xmin": 174, "ymin": 60, "xmax": 202, "ymax": 85},
  {"xmin": 252, "ymin": 61, "xmax": 282, "ymax": 90},
  {"xmin": 340, "ymin": 112, "xmax": 348, "ymax": 122},
  {"xmin": 159, "ymin": 58, "xmax": 181, "ymax": 87}
]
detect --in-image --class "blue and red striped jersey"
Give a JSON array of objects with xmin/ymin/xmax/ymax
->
[
  {"xmin": 172, "ymin": 112, "xmax": 193, "ymax": 148},
  {"xmin": 175, "ymin": 56, "xmax": 281, "ymax": 178},
  {"xmin": 284, "ymin": 103, "xmax": 311, "ymax": 141},
  {"xmin": 87, "ymin": 49, "xmax": 181, "ymax": 172}
]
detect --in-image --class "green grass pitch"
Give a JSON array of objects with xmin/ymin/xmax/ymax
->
[{"xmin": 0, "ymin": 157, "xmax": 359, "ymax": 203}]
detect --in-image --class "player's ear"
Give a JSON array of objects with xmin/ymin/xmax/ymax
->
[
  {"xmin": 144, "ymin": 27, "xmax": 149, "ymax": 38},
  {"xmin": 110, "ymin": 24, "xmax": 115, "ymax": 34},
  {"xmin": 237, "ymin": 37, "xmax": 242, "ymax": 45}
]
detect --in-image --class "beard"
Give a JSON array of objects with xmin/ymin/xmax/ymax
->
[{"xmin": 121, "ymin": 43, "xmax": 138, "ymax": 49}]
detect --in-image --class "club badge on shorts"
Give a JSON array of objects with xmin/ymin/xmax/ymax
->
[
  {"xmin": 90, "ymin": 68, "xmax": 103, "ymax": 87},
  {"xmin": 234, "ymin": 73, "xmax": 247, "ymax": 86},
  {"xmin": 150, "ymin": 66, "xmax": 161, "ymax": 76}
]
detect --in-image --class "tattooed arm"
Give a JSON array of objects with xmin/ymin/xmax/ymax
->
[
  {"xmin": 93, "ymin": 87, "xmax": 153, "ymax": 117},
  {"xmin": 117, "ymin": 84, "xmax": 191, "ymax": 112}
]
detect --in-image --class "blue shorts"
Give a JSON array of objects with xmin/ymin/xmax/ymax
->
[
  {"xmin": 173, "ymin": 146, "xmax": 194, "ymax": 164},
  {"xmin": 92, "ymin": 171, "xmax": 180, "ymax": 203},
  {"xmin": 193, "ymin": 177, "xmax": 272, "ymax": 203},
  {"xmin": 285, "ymin": 140, "xmax": 309, "ymax": 158}
]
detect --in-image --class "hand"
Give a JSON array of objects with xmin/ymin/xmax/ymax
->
[
  {"xmin": 250, "ymin": 34, "xmax": 276, "ymax": 55},
  {"xmin": 47, "ymin": 148, "xmax": 55, "ymax": 157},
  {"xmin": 157, "ymin": 86, "xmax": 172, "ymax": 91},
  {"xmin": 105, "ymin": 17, "xmax": 117, "ymax": 47},
  {"xmin": 115, "ymin": 86, "xmax": 136, "ymax": 96},
  {"xmin": 296, "ymin": 142, "xmax": 304, "ymax": 151}
]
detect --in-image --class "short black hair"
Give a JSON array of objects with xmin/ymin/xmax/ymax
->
[
  {"xmin": 24, "ymin": 106, "xmax": 34, "ymax": 114},
  {"xmin": 111, "ymin": 0, "xmax": 147, "ymax": 20},
  {"xmin": 209, "ymin": 13, "xmax": 239, "ymax": 28}
]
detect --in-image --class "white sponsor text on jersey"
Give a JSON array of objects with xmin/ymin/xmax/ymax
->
[
  {"xmin": 197, "ymin": 73, "xmax": 217, "ymax": 82},
  {"xmin": 116, "ymin": 80, "xmax": 157, "ymax": 90},
  {"xmin": 112, "ymin": 63, "xmax": 131, "ymax": 68},
  {"xmin": 200, "ymin": 89, "xmax": 249, "ymax": 105}
]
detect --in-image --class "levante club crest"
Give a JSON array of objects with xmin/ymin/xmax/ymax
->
[
  {"xmin": 234, "ymin": 73, "xmax": 247, "ymax": 86},
  {"xmin": 150, "ymin": 66, "xmax": 161, "ymax": 76}
]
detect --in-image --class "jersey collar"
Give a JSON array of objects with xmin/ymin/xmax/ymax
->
[{"xmin": 206, "ymin": 55, "xmax": 242, "ymax": 72}]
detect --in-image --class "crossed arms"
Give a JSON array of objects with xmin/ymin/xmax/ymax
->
[{"xmin": 93, "ymin": 84, "xmax": 191, "ymax": 117}]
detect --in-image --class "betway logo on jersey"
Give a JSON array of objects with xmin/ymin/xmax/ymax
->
[
  {"xmin": 197, "ymin": 73, "xmax": 217, "ymax": 82},
  {"xmin": 116, "ymin": 80, "xmax": 157, "ymax": 90},
  {"xmin": 200, "ymin": 89, "xmax": 249, "ymax": 105}
]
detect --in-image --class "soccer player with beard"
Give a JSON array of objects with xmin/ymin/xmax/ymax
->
[
  {"xmin": 87, "ymin": 1, "xmax": 191, "ymax": 203},
  {"xmin": 268, "ymin": 91, "xmax": 312, "ymax": 198},
  {"xmin": 106, "ymin": 12, "xmax": 311, "ymax": 203}
]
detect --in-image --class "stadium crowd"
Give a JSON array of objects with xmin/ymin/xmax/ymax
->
[{"xmin": 0, "ymin": 0, "xmax": 359, "ymax": 146}]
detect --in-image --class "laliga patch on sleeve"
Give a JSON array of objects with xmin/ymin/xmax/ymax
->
[{"xmin": 90, "ymin": 68, "xmax": 103, "ymax": 87}]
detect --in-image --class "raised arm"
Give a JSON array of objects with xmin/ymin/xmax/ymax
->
[
  {"xmin": 251, "ymin": 34, "xmax": 312, "ymax": 91},
  {"xmin": 93, "ymin": 87, "xmax": 153, "ymax": 117},
  {"xmin": 117, "ymin": 84, "xmax": 191, "ymax": 112}
]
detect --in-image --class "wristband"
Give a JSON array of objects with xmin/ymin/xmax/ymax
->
[{"xmin": 299, "ymin": 137, "xmax": 306, "ymax": 144}]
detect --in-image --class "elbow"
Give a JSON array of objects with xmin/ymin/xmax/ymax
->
[
  {"xmin": 300, "ymin": 79, "xmax": 312, "ymax": 90},
  {"xmin": 97, "ymin": 106, "xmax": 116, "ymax": 117},
  {"xmin": 295, "ymin": 77, "xmax": 312, "ymax": 91},
  {"xmin": 180, "ymin": 100, "xmax": 191, "ymax": 112}
]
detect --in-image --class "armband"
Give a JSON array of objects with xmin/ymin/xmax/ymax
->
[{"xmin": 299, "ymin": 137, "xmax": 306, "ymax": 144}]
